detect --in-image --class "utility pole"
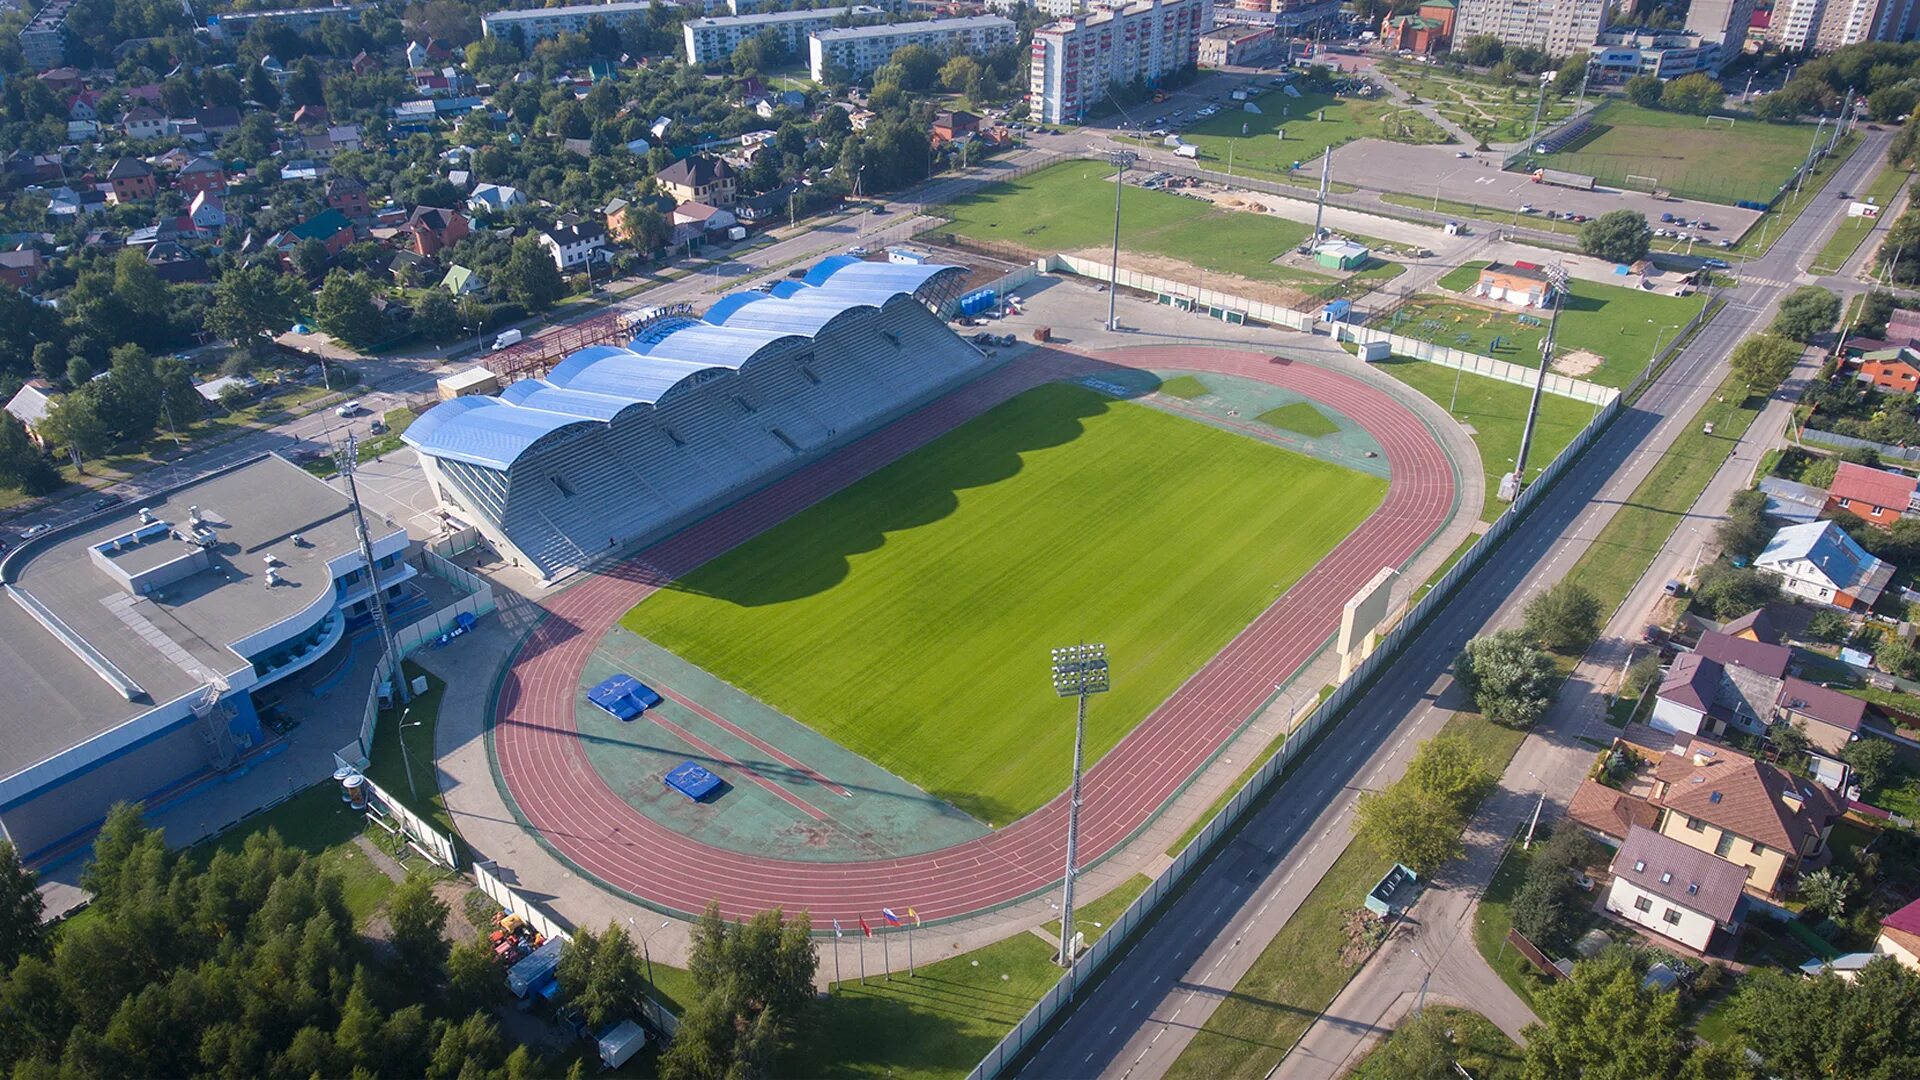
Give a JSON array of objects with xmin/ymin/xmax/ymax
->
[
  {"xmin": 1050, "ymin": 643, "xmax": 1110, "ymax": 989},
  {"xmin": 1523, "ymin": 73, "xmax": 1550, "ymax": 171},
  {"xmin": 1104, "ymin": 150, "xmax": 1135, "ymax": 331},
  {"xmin": 338, "ymin": 434, "xmax": 409, "ymax": 706},
  {"xmin": 1508, "ymin": 264, "xmax": 1570, "ymax": 501},
  {"xmin": 1310, "ymin": 150, "xmax": 1331, "ymax": 248}
]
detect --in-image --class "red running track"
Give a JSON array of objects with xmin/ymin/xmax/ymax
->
[{"xmin": 491, "ymin": 346, "xmax": 1457, "ymax": 924}]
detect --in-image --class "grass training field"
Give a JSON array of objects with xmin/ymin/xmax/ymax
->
[
  {"xmin": 1179, "ymin": 88, "xmax": 1449, "ymax": 177},
  {"xmin": 938, "ymin": 162, "xmax": 1362, "ymax": 290},
  {"xmin": 1402, "ymin": 262, "xmax": 1708, "ymax": 388},
  {"xmin": 1379, "ymin": 63, "xmax": 1577, "ymax": 145},
  {"xmin": 1533, "ymin": 102, "xmax": 1823, "ymax": 206},
  {"xmin": 621, "ymin": 382, "xmax": 1386, "ymax": 826}
]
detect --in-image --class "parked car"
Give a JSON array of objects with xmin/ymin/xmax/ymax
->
[
  {"xmin": 335, "ymin": 400, "xmax": 363, "ymax": 417},
  {"xmin": 20, "ymin": 523, "xmax": 51, "ymax": 540},
  {"xmin": 1702, "ymin": 257, "xmax": 1730, "ymax": 269},
  {"xmin": 91, "ymin": 493, "xmax": 121, "ymax": 511}
]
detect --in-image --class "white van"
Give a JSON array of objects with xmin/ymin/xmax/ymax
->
[{"xmin": 492, "ymin": 328, "xmax": 523, "ymax": 350}]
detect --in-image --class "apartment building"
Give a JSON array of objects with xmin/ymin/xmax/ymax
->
[
  {"xmin": 1685, "ymin": 0, "xmax": 1756, "ymax": 69},
  {"xmin": 1029, "ymin": 0, "xmax": 1202, "ymax": 124},
  {"xmin": 988, "ymin": 0, "xmax": 1085, "ymax": 15},
  {"xmin": 1197, "ymin": 23, "xmax": 1275, "ymax": 66},
  {"xmin": 17, "ymin": 0, "xmax": 80, "ymax": 71},
  {"xmin": 683, "ymin": 5, "xmax": 883, "ymax": 66},
  {"xmin": 481, "ymin": 1, "xmax": 674, "ymax": 43},
  {"xmin": 210, "ymin": 4, "xmax": 375, "ymax": 43},
  {"xmin": 1767, "ymin": 0, "xmax": 1920, "ymax": 50},
  {"xmin": 1452, "ymin": 0, "xmax": 1609, "ymax": 57},
  {"xmin": 808, "ymin": 14, "xmax": 1016, "ymax": 82}
]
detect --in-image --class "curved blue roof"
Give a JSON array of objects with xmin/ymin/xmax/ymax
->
[
  {"xmin": 407, "ymin": 255, "xmax": 964, "ymax": 471},
  {"xmin": 402, "ymin": 395, "xmax": 594, "ymax": 471}
]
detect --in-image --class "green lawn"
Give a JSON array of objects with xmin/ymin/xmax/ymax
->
[
  {"xmin": 1810, "ymin": 165, "xmax": 1909, "ymax": 275},
  {"xmin": 1350, "ymin": 1005, "xmax": 1524, "ymax": 1079},
  {"xmin": 1536, "ymin": 103, "xmax": 1828, "ymax": 206},
  {"xmin": 1728, "ymin": 133, "xmax": 1860, "ymax": 256},
  {"xmin": 1179, "ymin": 88, "xmax": 1451, "ymax": 178},
  {"xmin": 1159, "ymin": 374, "xmax": 1209, "ymax": 399},
  {"xmin": 364, "ymin": 660, "xmax": 457, "ymax": 842},
  {"xmin": 622, "ymin": 383, "xmax": 1387, "ymax": 826},
  {"xmin": 935, "ymin": 161, "xmax": 1361, "ymax": 289},
  {"xmin": 783, "ymin": 933, "xmax": 1062, "ymax": 1079},
  {"xmin": 1373, "ymin": 357, "xmax": 1593, "ymax": 522},
  {"xmin": 1043, "ymin": 873, "xmax": 1154, "ymax": 945},
  {"xmin": 190, "ymin": 783, "xmax": 404, "ymax": 925},
  {"xmin": 1473, "ymin": 835, "xmax": 1563, "ymax": 1009},
  {"xmin": 1379, "ymin": 62, "xmax": 1576, "ymax": 146},
  {"xmin": 1560, "ymin": 370, "xmax": 1765, "ymax": 616},
  {"xmin": 1258, "ymin": 401, "xmax": 1340, "ymax": 436},
  {"xmin": 1409, "ymin": 263, "xmax": 1711, "ymax": 388}
]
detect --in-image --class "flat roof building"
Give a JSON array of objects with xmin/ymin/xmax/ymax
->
[
  {"xmin": 683, "ymin": 5, "xmax": 885, "ymax": 67},
  {"xmin": 1029, "ymin": 0, "xmax": 1202, "ymax": 125},
  {"xmin": 1453, "ymin": 0, "xmax": 1609, "ymax": 57},
  {"xmin": 482, "ymin": 1, "xmax": 678, "ymax": 43},
  {"xmin": 808, "ymin": 14, "xmax": 1016, "ymax": 82},
  {"xmin": 17, "ymin": 0, "xmax": 81, "ymax": 71},
  {"xmin": 209, "ymin": 4, "xmax": 375, "ymax": 43},
  {"xmin": 0, "ymin": 455, "xmax": 411, "ymax": 862}
]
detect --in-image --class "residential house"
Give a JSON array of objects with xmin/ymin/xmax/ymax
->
[
  {"xmin": 669, "ymin": 201, "xmax": 738, "ymax": 247},
  {"xmin": 0, "ymin": 248, "xmax": 44, "ymax": 289},
  {"xmin": 293, "ymin": 104, "xmax": 329, "ymax": 128},
  {"xmin": 1648, "ymin": 740, "xmax": 1845, "ymax": 896},
  {"xmin": 1854, "ymin": 347, "xmax": 1920, "ymax": 393},
  {"xmin": 174, "ymin": 156, "xmax": 228, "ymax": 197},
  {"xmin": 734, "ymin": 184, "xmax": 797, "ymax": 224},
  {"xmin": 352, "ymin": 50, "xmax": 379, "ymax": 75},
  {"xmin": 326, "ymin": 125, "xmax": 363, "ymax": 154},
  {"xmin": 105, "ymin": 158, "xmax": 156, "ymax": 203},
  {"xmin": 1719, "ymin": 608, "xmax": 1777, "ymax": 643},
  {"xmin": 269, "ymin": 208, "xmax": 355, "ymax": 261},
  {"xmin": 603, "ymin": 197, "xmax": 633, "ymax": 242},
  {"xmin": 66, "ymin": 92, "xmax": 100, "ymax": 123},
  {"xmin": 1876, "ymin": 897, "xmax": 1920, "ymax": 971},
  {"xmin": 1775, "ymin": 677, "xmax": 1871, "ymax": 789},
  {"xmin": 932, "ymin": 109, "xmax": 980, "ymax": 143},
  {"xmin": 1568, "ymin": 777, "xmax": 1661, "ymax": 844},
  {"xmin": 3, "ymin": 380, "xmax": 60, "ymax": 445},
  {"xmin": 45, "ymin": 186, "xmax": 105, "ymax": 221},
  {"xmin": 401, "ymin": 206, "xmax": 470, "ymax": 257},
  {"xmin": 145, "ymin": 241, "xmax": 209, "ymax": 283},
  {"xmin": 1755, "ymin": 520, "xmax": 1895, "ymax": 612},
  {"xmin": 539, "ymin": 220, "xmax": 607, "ymax": 271},
  {"xmin": 657, "ymin": 155, "xmax": 738, "ymax": 207},
  {"xmin": 442, "ymin": 264, "xmax": 485, "ymax": 297},
  {"xmin": 1887, "ymin": 307, "xmax": 1920, "ymax": 346},
  {"xmin": 326, "ymin": 176, "xmax": 370, "ymax": 219},
  {"xmin": 195, "ymin": 107, "xmax": 242, "ymax": 137},
  {"xmin": 467, "ymin": 183, "xmax": 527, "ymax": 217},
  {"xmin": 382, "ymin": 249, "xmax": 428, "ymax": 285},
  {"xmin": 1824, "ymin": 461, "xmax": 1918, "ymax": 529},
  {"xmin": 1471, "ymin": 261, "xmax": 1557, "ymax": 309},
  {"xmin": 188, "ymin": 191, "xmax": 227, "ymax": 235},
  {"xmin": 1605, "ymin": 825, "xmax": 1748, "ymax": 952},
  {"xmin": 121, "ymin": 105, "xmax": 168, "ymax": 141},
  {"xmin": 37, "ymin": 68, "xmax": 84, "ymax": 95}
]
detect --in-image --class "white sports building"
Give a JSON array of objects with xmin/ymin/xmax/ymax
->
[{"xmin": 404, "ymin": 256, "xmax": 980, "ymax": 582}]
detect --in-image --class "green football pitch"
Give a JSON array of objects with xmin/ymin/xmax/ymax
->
[
  {"xmin": 620, "ymin": 382, "xmax": 1387, "ymax": 826},
  {"xmin": 1533, "ymin": 103, "xmax": 1822, "ymax": 206}
]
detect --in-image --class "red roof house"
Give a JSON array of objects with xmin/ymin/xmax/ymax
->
[{"xmin": 1825, "ymin": 461, "xmax": 1917, "ymax": 529}]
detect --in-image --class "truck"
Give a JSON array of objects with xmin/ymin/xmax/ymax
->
[
  {"xmin": 727, "ymin": 225, "xmax": 747, "ymax": 241},
  {"xmin": 491, "ymin": 328, "xmax": 523, "ymax": 351},
  {"xmin": 597, "ymin": 1021, "xmax": 647, "ymax": 1069},
  {"xmin": 1175, "ymin": 144, "xmax": 1199, "ymax": 159},
  {"xmin": 1531, "ymin": 168, "xmax": 1596, "ymax": 191},
  {"xmin": 506, "ymin": 937, "xmax": 564, "ymax": 998}
]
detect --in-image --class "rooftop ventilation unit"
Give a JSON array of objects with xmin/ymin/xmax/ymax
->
[
  {"xmin": 264, "ymin": 566, "xmax": 281, "ymax": 588},
  {"xmin": 138, "ymin": 507, "xmax": 155, "ymax": 524}
]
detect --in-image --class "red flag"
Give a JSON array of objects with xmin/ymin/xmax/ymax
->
[{"xmin": 858, "ymin": 916, "xmax": 873, "ymax": 937}]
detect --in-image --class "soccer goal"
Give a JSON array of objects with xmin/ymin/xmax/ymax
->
[
  {"xmin": 1705, "ymin": 115, "xmax": 1737, "ymax": 128},
  {"xmin": 1625, "ymin": 173, "xmax": 1662, "ymax": 188}
]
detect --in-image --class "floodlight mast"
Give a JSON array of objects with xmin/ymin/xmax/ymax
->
[
  {"xmin": 1105, "ymin": 151, "xmax": 1136, "ymax": 331},
  {"xmin": 1050, "ymin": 643, "xmax": 1109, "ymax": 988},
  {"xmin": 1510, "ymin": 264, "xmax": 1571, "ymax": 499},
  {"xmin": 339, "ymin": 434, "xmax": 410, "ymax": 707}
]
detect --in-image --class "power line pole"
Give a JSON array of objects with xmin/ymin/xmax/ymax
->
[
  {"xmin": 338, "ymin": 434, "xmax": 410, "ymax": 707},
  {"xmin": 1050, "ymin": 643, "xmax": 1110, "ymax": 990}
]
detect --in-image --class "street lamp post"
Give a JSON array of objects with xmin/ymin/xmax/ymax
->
[
  {"xmin": 1050, "ymin": 643, "xmax": 1110, "ymax": 986},
  {"xmin": 629, "ymin": 916, "xmax": 671, "ymax": 1028},
  {"xmin": 1104, "ymin": 150, "xmax": 1136, "ymax": 332},
  {"xmin": 1509, "ymin": 264, "xmax": 1571, "ymax": 500},
  {"xmin": 397, "ymin": 708, "xmax": 421, "ymax": 802}
]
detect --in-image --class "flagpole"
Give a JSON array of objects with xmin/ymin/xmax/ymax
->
[
  {"xmin": 859, "ymin": 929, "xmax": 866, "ymax": 985},
  {"xmin": 882, "ymin": 928, "xmax": 892, "ymax": 981},
  {"xmin": 832, "ymin": 922, "xmax": 842, "ymax": 990},
  {"xmin": 907, "ymin": 922, "xmax": 915, "ymax": 975}
]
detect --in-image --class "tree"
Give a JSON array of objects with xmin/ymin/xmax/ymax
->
[
  {"xmin": 1579, "ymin": 209, "xmax": 1651, "ymax": 264},
  {"xmin": 1552, "ymin": 53, "xmax": 1589, "ymax": 97},
  {"xmin": 0, "ymin": 841, "xmax": 45, "ymax": 970},
  {"xmin": 730, "ymin": 35, "xmax": 767, "ymax": 75},
  {"xmin": 294, "ymin": 237, "xmax": 333, "ymax": 281},
  {"xmin": 1661, "ymin": 73, "xmax": 1726, "ymax": 115},
  {"xmin": 1692, "ymin": 563, "xmax": 1780, "ymax": 619},
  {"xmin": 885, "ymin": 43, "xmax": 941, "ymax": 92},
  {"xmin": 0, "ymin": 414, "xmax": 61, "ymax": 496},
  {"xmin": 1522, "ymin": 949, "xmax": 1690, "ymax": 1080},
  {"xmin": 1728, "ymin": 334, "xmax": 1800, "ymax": 393},
  {"xmin": 1455, "ymin": 629, "xmax": 1557, "ymax": 726},
  {"xmin": 313, "ymin": 271, "xmax": 385, "ymax": 350},
  {"xmin": 1717, "ymin": 489, "xmax": 1775, "ymax": 562},
  {"xmin": 1772, "ymin": 286, "xmax": 1841, "ymax": 342},
  {"xmin": 1512, "ymin": 826, "xmax": 1601, "ymax": 951},
  {"xmin": 1354, "ymin": 1007, "xmax": 1458, "ymax": 1077},
  {"xmin": 1771, "ymin": 719, "xmax": 1811, "ymax": 763},
  {"xmin": 208, "ymin": 265, "xmax": 306, "ymax": 349},
  {"xmin": 556, "ymin": 925, "xmax": 650, "ymax": 1031},
  {"xmin": 446, "ymin": 938, "xmax": 507, "ymax": 1018},
  {"xmin": 1624, "ymin": 653, "xmax": 1662, "ymax": 699},
  {"xmin": 940, "ymin": 55, "xmax": 983, "ymax": 96},
  {"xmin": 1458, "ymin": 35, "xmax": 1504, "ymax": 67},
  {"xmin": 661, "ymin": 904, "xmax": 817, "ymax": 1080},
  {"xmin": 413, "ymin": 290, "xmax": 459, "ymax": 341},
  {"xmin": 1523, "ymin": 580, "xmax": 1602, "ymax": 653},
  {"xmin": 1356, "ymin": 783, "xmax": 1465, "ymax": 875},
  {"xmin": 1799, "ymin": 867, "xmax": 1854, "ymax": 918},
  {"xmin": 40, "ymin": 387, "xmax": 109, "ymax": 472},
  {"xmin": 622, "ymin": 203, "xmax": 671, "ymax": 253},
  {"xmin": 499, "ymin": 235, "xmax": 565, "ymax": 312},
  {"xmin": 1844, "ymin": 737, "xmax": 1897, "ymax": 792},
  {"xmin": 1857, "ymin": 289, "xmax": 1898, "ymax": 338},
  {"xmin": 1403, "ymin": 732, "xmax": 1488, "ymax": 810},
  {"xmin": 1725, "ymin": 958, "xmax": 1920, "ymax": 1077},
  {"xmin": 387, "ymin": 875, "xmax": 448, "ymax": 978},
  {"xmin": 1625, "ymin": 74, "xmax": 1665, "ymax": 109}
]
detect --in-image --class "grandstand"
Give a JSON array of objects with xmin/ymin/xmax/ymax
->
[{"xmin": 404, "ymin": 256, "xmax": 983, "ymax": 582}]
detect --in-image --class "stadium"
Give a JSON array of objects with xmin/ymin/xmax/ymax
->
[
  {"xmin": 414, "ymin": 258, "xmax": 1461, "ymax": 926},
  {"xmin": 404, "ymin": 256, "xmax": 977, "ymax": 583}
]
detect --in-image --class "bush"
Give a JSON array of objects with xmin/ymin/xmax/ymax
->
[
  {"xmin": 1623, "ymin": 654, "xmax": 1662, "ymax": 699},
  {"xmin": 1692, "ymin": 562, "xmax": 1781, "ymax": 619},
  {"xmin": 1524, "ymin": 580, "xmax": 1603, "ymax": 653}
]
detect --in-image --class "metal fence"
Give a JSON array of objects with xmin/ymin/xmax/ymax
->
[
  {"xmin": 939, "ymin": 264, "xmax": 1041, "ymax": 319},
  {"xmin": 1800, "ymin": 426, "xmax": 1920, "ymax": 463},
  {"xmin": 1336, "ymin": 324, "xmax": 1620, "ymax": 406},
  {"xmin": 964, "ymin": 377, "xmax": 1623, "ymax": 1080},
  {"xmin": 474, "ymin": 859, "xmax": 681, "ymax": 1037},
  {"xmin": 362, "ymin": 772, "xmax": 461, "ymax": 868},
  {"xmin": 1045, "ymin": 253, "xmax": 1319, "ymax": 331}
]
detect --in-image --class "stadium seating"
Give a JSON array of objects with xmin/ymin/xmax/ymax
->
[{"xmin": 406, "ymin": 259, "xmax": 981, "ymax": 580}]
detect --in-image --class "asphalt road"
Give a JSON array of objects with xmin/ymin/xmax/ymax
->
[{"xmin": 1012, "ymin": 129, "xmax": 1891, "ymax": 1080}]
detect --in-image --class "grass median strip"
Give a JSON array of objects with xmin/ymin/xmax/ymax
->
[{"xmin": 1810, "ymin": 165, "xmax": 1908, "ymax": 275}]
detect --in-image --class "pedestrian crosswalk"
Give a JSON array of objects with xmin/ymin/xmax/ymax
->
[{"xmin": 1737, "ymin": 275, "xmax": 1793, "ymax": 289}]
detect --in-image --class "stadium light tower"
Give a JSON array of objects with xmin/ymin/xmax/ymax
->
[
  {"xmin": 1050, "ymin": 643, "xmax": 1109, "ymax": 981},
  {"xmin": 1508, "ymin": 264, "xmax": 1571, "ymax": 501},
  {"xmin": 1105, "ymin": 150, "xmax": 1137, "ymax": 332}
]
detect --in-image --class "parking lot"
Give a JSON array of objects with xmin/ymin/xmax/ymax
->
[{"xmin": 1329, "ymin": 140, "xmax": 1765, "ymax": 241}]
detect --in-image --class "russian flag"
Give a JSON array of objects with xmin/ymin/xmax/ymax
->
[{"xmin": 882, "ymin": 908, "xmax": 903, "ymax": 926}]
